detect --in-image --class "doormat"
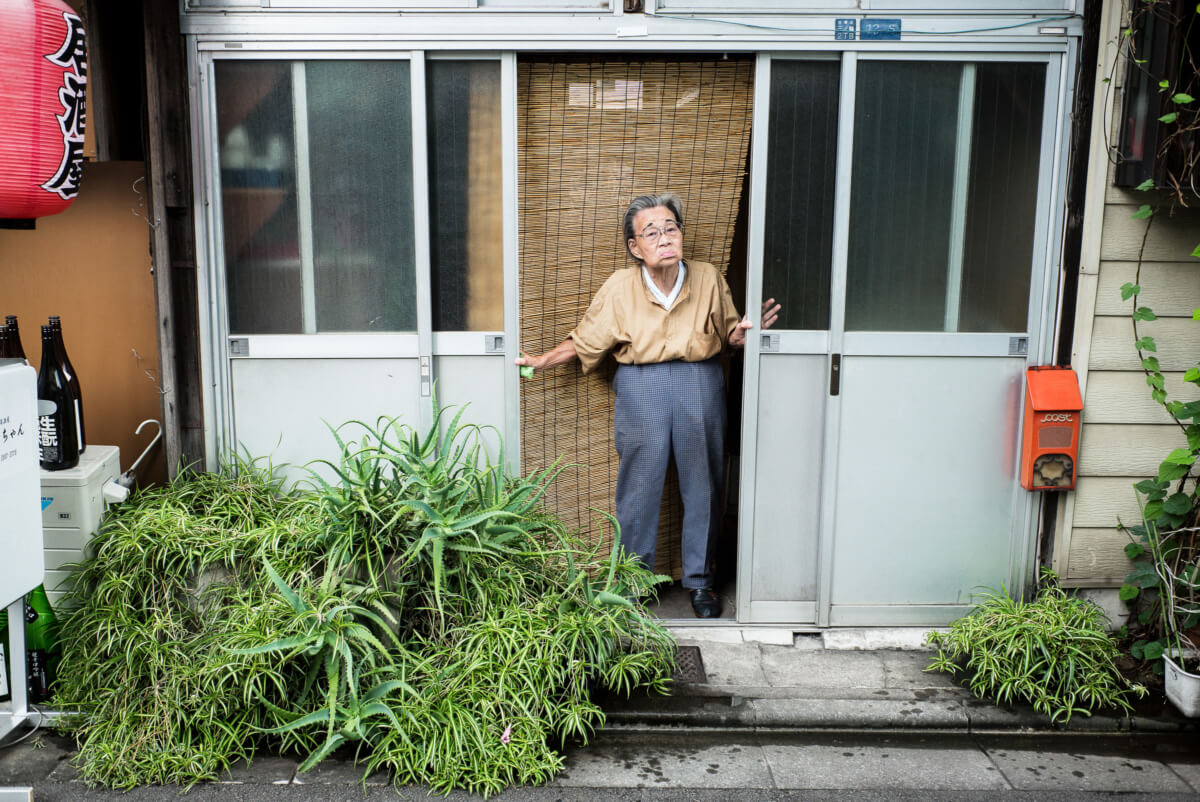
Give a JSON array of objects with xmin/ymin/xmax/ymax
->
[{"xmin": 672, "ymin": 645, "xmax": 707, "ymax": 684}]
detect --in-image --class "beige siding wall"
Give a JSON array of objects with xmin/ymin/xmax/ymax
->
[{"xmin": 1057, "ymin": 0, "xmax": 1200, "ymax": 585}]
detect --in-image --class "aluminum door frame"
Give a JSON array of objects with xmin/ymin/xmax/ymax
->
[
  {"xmin": 738, "ymin": 45, "xmax": 1073, "ymax": 626},
  {"xmin": 190, "ymin": 48, "xmax": 521, "ymax": 473},
  {"xmin": 737, "ymin": 52, "xmax": 846, "ymax": 624}
]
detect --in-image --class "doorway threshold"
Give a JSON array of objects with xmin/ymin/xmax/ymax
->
[
  {"xmin": 656, "ymin": 626, "xmax": 943, "ymax": 649},
  {"xmin": 646, "ymin": 579, "xmax": 736, "ymax": 623}
]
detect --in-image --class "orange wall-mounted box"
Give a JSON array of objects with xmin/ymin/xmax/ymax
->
[{"xmin": 1020, "ymin": 366, "xmax": 1083, "ymax": 491}]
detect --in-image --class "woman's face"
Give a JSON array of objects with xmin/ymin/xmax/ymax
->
[{"xmin": 627, "ymin": 205, "xmax": 683, "ymax": 272}]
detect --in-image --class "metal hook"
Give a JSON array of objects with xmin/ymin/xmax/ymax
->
[{"xmin": 126, "ymin": 419, "xmax": 162, "ymax": 477}]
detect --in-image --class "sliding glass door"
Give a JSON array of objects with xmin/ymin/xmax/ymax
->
[
  {"xmin": 740, "ymin": 52, "xmax": 1063, "ymax": 625},
  {"xmin": 203, "ymin": 53, "xmax": 516, "ymax": 482}
]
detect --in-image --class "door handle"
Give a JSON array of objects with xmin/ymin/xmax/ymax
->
[
  {"xmin": 830, "ymin": 353, "xmax": 841, "ymax": 396},
  {"xmin": 420, "ymin": 356, "xmax": 431, "ymax": 397}
]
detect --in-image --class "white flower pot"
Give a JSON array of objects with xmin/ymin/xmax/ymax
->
[{"xmin": 1164, "ymin": 654, "xmax": 1200, "ymax": 718}]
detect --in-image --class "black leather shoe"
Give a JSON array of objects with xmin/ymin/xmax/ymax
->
[{"xmin": 690, "ymin": 588, "xmax": 721, "ymax": 618}]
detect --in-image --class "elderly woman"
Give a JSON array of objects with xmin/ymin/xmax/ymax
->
[{"xmin": 516, "ymin": 193, "xmax": 779, "ymax": 618}]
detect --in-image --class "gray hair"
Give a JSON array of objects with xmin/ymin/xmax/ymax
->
[{"xmin": 622, "ymin": 193, "xmax": 684, "ymax": 260}]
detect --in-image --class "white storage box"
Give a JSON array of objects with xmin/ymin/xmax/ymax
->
[{"xmin": 40, "ymin": 444, "xmax": 120, "ymax": 607}]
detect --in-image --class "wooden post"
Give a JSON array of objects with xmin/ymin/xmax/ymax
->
[{"xmin": 141, "ymin": 0, "xmax": 203, "ymax": 475}]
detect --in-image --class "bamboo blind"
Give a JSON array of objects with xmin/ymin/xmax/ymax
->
[{"xmin": 517, "ymin": 57, "xmax": 754, "ymax": 577}]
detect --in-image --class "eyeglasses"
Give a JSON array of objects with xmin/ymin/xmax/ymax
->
[{"xmin": 635, "ymin": 222, "xmax": 681, "ymax": 245}]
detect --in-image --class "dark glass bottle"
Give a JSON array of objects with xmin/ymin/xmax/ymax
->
[
  {"xmin": 0, "ymin": 321, "xmax": 9, "ymax": 360},
  {"xmin": 5, "ymin": 315, "xmax": 27, "ymax": 364},
  {"xmin": 24, "ymin": 586, "xmax": 59, "ymax": 703},
  {"xmin": 0, "ymin": 606, "xmax": 9, "ymax": 704},
  {"xmin": 48, "ymin": 316, "xmax": 85, "ymax": 453},
  {"xmin": 36, "ymin": 324, "xmax": 79, "ymax": 470}
]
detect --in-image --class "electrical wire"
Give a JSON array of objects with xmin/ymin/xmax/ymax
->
[
  {"xmin": 653, "ymin": 13, "xmax": 1078, "ymax": 38},
  {"xmin": 0, "ymin": 704, "xmax": 44, "ymax": 748}
]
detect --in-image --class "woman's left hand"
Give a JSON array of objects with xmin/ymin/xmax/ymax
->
[{"xmin": 728, "ymin": 298, "xmax": 782, "ymax": 348}]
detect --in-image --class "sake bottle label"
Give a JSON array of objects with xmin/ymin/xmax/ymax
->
[{"xmin": 38, "ymin": 406, "xmax": 60, "ymax": 463}]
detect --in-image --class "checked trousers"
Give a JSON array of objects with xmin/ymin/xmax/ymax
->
[{"xmin": 613, "ymin": 358, "xmax": 726, "ymax": 590}]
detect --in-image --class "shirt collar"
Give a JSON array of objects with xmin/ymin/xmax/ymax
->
[{"xmin": 642, "ymin": 260, "xmax": 686, "ymax": 310}]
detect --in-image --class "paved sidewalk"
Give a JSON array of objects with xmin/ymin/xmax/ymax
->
[
  {"xmin": 4, "ymin": 728, "xmax": 1200, "ymax": 799},
  {"xmin": 3, "ymin": 629, "xmax": 1200, "ymax": 799},
  {"xmin": 597, "ymin": 627, "xmax": 1200, "ymax": 733},
  {"xmin": 555, "ymin": 731, "xmax": 1200, "ymax": 795}
]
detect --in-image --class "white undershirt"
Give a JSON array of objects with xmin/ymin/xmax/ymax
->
[{"xmin": 642, "ymin": 260, "xmax": 686, "ymax": 310}]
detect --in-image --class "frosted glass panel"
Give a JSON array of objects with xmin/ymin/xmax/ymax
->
[
  {"xmin": 959, "ymin": 62, "xmax": 1046, "ymax": 333},
  {"xmin": 216, "ymin": 62, "xmax": 302, "ymax": 334},
  {"xmin": 846, "ymin": 62, "xmax": 959, "ymax": 332},
  {"xmin": 427, "ymin": 61, "xmax": 504, "ymax": 332},
  {"xmin": 846, "ymin": 61, "xmax": 1046, "ymax": 333},
  {"xmin": 308, "ymin": 61, "xmax": 415, "ymax": 332},
  {"xmin": 217, "ymin": 60, "xmax": 416, "ymax": 335},
  {"xmin": 762, "ymin": 60, "xmax": 839, "ymax": 331}
]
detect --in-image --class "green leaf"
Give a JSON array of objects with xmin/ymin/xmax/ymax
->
[
  {"xmin": 1133, "ymin": 478, "xmax": 1166, "ymax": 495},
  {"xmin": 1158, "ymin": 112, "xmax": 1179, "ymax": 124},
  {"xmin": 1158, "ymin": 462, "xmax": 1189, "ymax": 483},
  {"xmin": 1124, "ymin": 542, "xmax": 1145, "ymax": 560},
  {"xmin": 1133, "ymin": 205, "xmax": 1154, "ymax": 220},
  {"xmin": 297, "ymin": 734, "xmax": 347, "ymax": 774},
  {"xmin": 1165, "ymin": 447, "xmax": 1196, "ymax": 465},
  {"xmin": 227, "ymin": 634, "xmax": 313, "ymax": 656},
  {"xmin": 1188, "ymin": 425, "xmax": 1200, "ymax": 451},
  {"xmin": 1142, "ymin": 356, "xmax": 1162, "ymax": 372},
  {"xmin": 1176, "ymin": 401, "xmax": 1200, "ymax": 420},
  {"xmin": 1137, "ymin": 336, "xmax": 1157, "ymax": 352},
  {"xmin": 1133, "ymin": 306, "xmax": 1158, "ymax": 321},
  {"xmin": 262, "ymin": 559, "xmax": 310, "ymax": 614},
  {"xmin": 262, "ymin": 707, "xmax": 335, "ymax": 734},
  {"xmin": 1153, "ymin": 388, "xmax": 1168, "ymax": 404},
  {"xmin": 1121, "ymin": 282, "xmax": 1141, "ymax": 300},
  {"xmin": 1164, "ymin": 492, "xmax": 1193, "ymax": 516},
  {"xmin": 1172, "ymin": 92, "xmax": 1196, "ymax": 104},
  {"xmin": 1118, "ymin": 583, "xmax": 1140, "ymax": 601},
  {"xmin": 594, "ymin": 590, "xmax": 635, "ymax": 609},
  {"xmin": 1192, "ymin": 243, "xmax": 1200, "ymax": 260},
  {"xmin": 1159, "ymin": 79, "xmax": 1170, "ymax": 90},
  {"xmin": 1129, "ymin": 563, "xmax": 1162, "ymax": 589},
  {"xmin": 1144, "ymin": 499, "xmax": 1165, "ymax": 520},
  {"xmin": 1147, "ymin": 373, "xmax": 1165, "ymax": 390},
  {"xmin": 1186, "ymin": 368, "xmax": 1200, "ymax": 383},
  {"xmin": 1131, "ymin": 640, "xmax": 1146, "ymax": 659},
  {"xmin": 1143, "ymin": 640, "xmax": 1166, "ymax": 660},
  {"xmin": 1135, "ymin": 178, "xmax": 1156, "ymax": 191}
]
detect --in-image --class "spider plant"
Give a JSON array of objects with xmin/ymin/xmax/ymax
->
[
  {"xmin": 52, "ymin": 406, "xmax": 675, "ymax": 796},
  {"xmin": 926, "ymin": 569, "xmax": 1147, "ymax": 723}
]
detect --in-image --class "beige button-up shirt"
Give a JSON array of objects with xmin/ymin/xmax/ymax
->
[{"xmin": 569, "ymin": 260, "xmax": 742, "ymax": 374}]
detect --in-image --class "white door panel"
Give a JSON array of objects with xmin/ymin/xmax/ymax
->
[
  {"xmin": 747, "ymin": 354, "xmax": 825, "ymax": 622},
  {"xmin": 231, "ymin": 357, "xmax": 422, "ymax": 485},
  {"xmin": 434, "ymin": 355, "xmax": 507, "ymax": 462},
  {"xmin": 830, "ymin": 356, "xmax": 1024, "ymax": 608}
]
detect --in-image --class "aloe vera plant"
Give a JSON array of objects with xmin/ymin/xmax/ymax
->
[{"xmin": 53, "ymin": 408, "xmax": 674, "ymax": 796}]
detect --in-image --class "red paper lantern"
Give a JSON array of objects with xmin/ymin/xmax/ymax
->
[{"xmin": 0, "ymin": 0, "xmax": 87, "ymax": 222}]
